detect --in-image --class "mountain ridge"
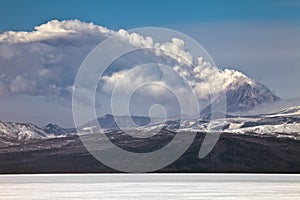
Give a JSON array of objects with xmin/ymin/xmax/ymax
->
[{"xmin": 1, "ymin": 105, "xmax": 300, "ymax": 141}]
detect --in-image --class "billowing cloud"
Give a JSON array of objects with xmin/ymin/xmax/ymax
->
[
  {"xmin": 0, "ymin": 20, "xmax": 114, "ymax": 101},
  {"xmin": 0, "ymin": 19, "xmax": 254, "ymax": 116},
  {"xmin": 100, "ymin": 25, "xmax": 253, "ymax": 103},
  {"xmin": 0, "ymin": 19, "xmax": 113, "ymax": 44},
  {"xmin": 97, "ymin": 64, "xmax": 200, "ymax": 117}
]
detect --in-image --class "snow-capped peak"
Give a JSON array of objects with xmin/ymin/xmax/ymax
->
[{"xmin": 0, "ymin": 121, "xmax": 72, "ymax": 141}]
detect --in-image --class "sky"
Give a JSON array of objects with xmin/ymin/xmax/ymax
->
[
  {"xmin": 0, "ymin": 0, "xmax": 300, "ymax": 126},
  {"xmin": 1, "ymin": 0, "xmax": 300, "ymax": 31}
]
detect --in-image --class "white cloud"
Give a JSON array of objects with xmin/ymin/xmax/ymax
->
[
  {"xmin": 98, "ymin": 64, "xmax": 200, "ymax": 116},
  {"xmin": 116, "ymin": 30, "xmax": 193, "ymax": 66},
  {"xmin": 117, "ymin": 29, "xmax": 154, "ymax": 48},
  {"xmin": 0, "ymin": 19, "xmax": 254, "ymax": 111},
  {"xmin": 159, "ymin": 38, "xmax": 193, "ymax": 65},
  {"xmin": 101, "ymin": 28, "xmax": 253, "ymax": 102},
  {"xmin": 0, "ymin": 20, "xmax": 114, "ymax": 101},
  {"xmin": 0, "ymin": 19, "xmax": 113, "ymax": 44}
]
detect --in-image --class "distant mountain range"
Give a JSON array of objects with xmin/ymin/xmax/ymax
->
[
  {"xmin": 0, "ymin": 105, "xmax": 300, "ymax": 173},
  {"xmin": 1, "ymin": 105, "xmax": 299, "ymax": 141},
  {"xmin": 82, "ymin": 105, "xmax": 300, "ymax": 140}
]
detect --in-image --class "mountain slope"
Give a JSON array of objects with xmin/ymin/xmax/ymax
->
[
  {"xmin": 0, "ymin": 121, "xmax": 73, "ymax": 140},
  {"xmin": 42, "ymin": 123, "xmax": 76, "ymax": 136},
  {"xmin": 226, "ymin": 82, "xmax": 280, "ymax": 112},
  {"xmin": 0, "ymin": 121, "xmax": 51, "ymax": 140},
  {"xmin": 198, "ymin": 106, "xmax": 300, "ymax": 139},
  {"xmin": 201, "ymin": 81, "xmax": 280, "ymax": 115},
  {"xmin": 79, "ymin": 114, "xmax": 151, "ymax": 133}
]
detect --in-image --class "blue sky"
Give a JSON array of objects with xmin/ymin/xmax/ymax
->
[{"xmin": 1, "ymin": 0, "xmax": 300, "ymax": 31}]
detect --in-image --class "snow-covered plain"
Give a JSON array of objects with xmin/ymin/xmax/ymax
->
[{"xmin": 0, "ymin": 174, "xmax": 299, "ymax": 200}]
